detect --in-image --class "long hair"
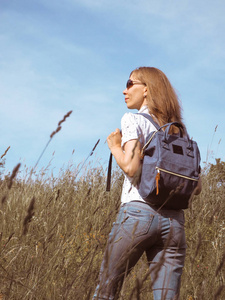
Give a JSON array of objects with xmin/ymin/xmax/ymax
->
[{"xmin": 130, "ymin": 67, "xmax": 185, "ymax": 129}]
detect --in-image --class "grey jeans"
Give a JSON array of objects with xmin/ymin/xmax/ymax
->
[{"xmin": 93, "ymin": 201, "xmax": 186, "ymax": 300}]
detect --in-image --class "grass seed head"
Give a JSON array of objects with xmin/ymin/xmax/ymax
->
[{"xmin": 8, "ymin": 163, "xmax": 21, "ymax": 189}]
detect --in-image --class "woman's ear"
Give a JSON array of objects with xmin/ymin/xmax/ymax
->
[{"xmin": 144, "ymin": 86, "xmax": 148, "ymax": 98}]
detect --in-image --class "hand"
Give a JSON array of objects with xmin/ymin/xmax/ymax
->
[{"xmin": 107, "ymin": 128, "xmax": 122, "ymax": 151}]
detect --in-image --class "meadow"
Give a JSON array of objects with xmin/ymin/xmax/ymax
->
[{"xmin": 0, "ymin": 153, "xmax": 224, "ymax": 299}]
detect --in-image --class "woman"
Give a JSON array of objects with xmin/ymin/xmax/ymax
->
[{"xmin": 93, "ymin": 67, "xmax": 201, "ymax": 300}]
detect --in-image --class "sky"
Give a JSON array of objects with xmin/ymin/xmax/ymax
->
[{"xmin": 1, "ymin": 0, "xmax": 225, "ymax": 178}]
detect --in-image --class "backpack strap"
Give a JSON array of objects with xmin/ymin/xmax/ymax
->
[
  {"xmin": 106, "ymin": 113, "xmax": 160, "ymax": 192},
  {"xmin": 138, "ymin": 113, "xmax": 160, "ymax": 130}
]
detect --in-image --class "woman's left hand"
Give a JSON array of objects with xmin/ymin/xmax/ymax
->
[
  {"xmin": 107, "ymin": 129, "xmax": 141, "ymax": 177},
  {"xmin": 107, "ymin": 128, "xmax": 122, "ymax": 151}
]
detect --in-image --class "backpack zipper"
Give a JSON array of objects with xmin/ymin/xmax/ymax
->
[
  {"xmin": 155, "ymin": 167, "xmax": 198, "ymax": 195},
  {"xmin": 156, "ymin": 167, "xmax": 198, "ymax": 181}
]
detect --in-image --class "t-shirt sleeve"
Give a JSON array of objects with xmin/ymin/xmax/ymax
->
[{"xmin": 121, "ymin": 113, "xmax": 142, "ymax": 148}]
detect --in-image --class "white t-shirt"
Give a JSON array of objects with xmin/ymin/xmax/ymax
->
[{"xmin": 120, "ymin": 106, "xmax": 157, "ymax": 204}]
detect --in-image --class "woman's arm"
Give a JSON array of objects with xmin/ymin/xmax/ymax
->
[{"xmin": 107, "ymin": 128, "xmax": 141, "ymax": 177}]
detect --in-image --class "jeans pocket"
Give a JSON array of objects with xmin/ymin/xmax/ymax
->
[{"xmin": 121, "ymin": 206, "xmax": 154, "ymax": 238}]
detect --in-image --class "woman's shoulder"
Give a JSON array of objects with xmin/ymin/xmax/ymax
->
[
  {"xmin": 121, "ymin": 111, "xmax": 158, "ymax": 138},
  {"xmin": 121, "ymin": 112, "xmax": 142, "ymax": 125}
]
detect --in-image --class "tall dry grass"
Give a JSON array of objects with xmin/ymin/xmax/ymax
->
[
  {"xmin": 0, "ymin": 161, "xmax": 122, "ymax": 299},
  {"xmin": 0, "ymin": 157, "xmax": 224, "ymax": 299},
  {"xmin": 0, "ymin": 112, "xmax": 224, "ymax": 299}
]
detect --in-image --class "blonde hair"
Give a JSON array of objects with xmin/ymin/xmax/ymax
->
[{"xmin": 130, "ymin": 67, "xmax": 185, "ymax": 129}]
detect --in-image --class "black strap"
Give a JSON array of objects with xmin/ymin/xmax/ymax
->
[{"xmin": 106, "ymin": 152, "xmax": 113, "ymax": 191}]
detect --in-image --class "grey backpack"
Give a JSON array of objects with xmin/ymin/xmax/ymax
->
[{"xmin": 138, "ymin": 113, "xmax": 201, "ymax": 209}]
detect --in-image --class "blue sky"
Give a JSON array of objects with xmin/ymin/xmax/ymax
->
[{"xmin": 1, "ymin": 0, "xmax": 225, "ymax": 177}]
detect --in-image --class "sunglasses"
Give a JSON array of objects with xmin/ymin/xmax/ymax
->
[{"xmin": 126, "ymin": 79, "xmax": 146, "ymax": 89}]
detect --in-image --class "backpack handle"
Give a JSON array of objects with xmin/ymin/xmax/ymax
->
[
  {"xmin": 163, "ymin": 122, "xmax": 184, "ymax": 139},
  {"xmin": 139, "ymin": 114, "xmax": 193, "ymax": 150},
  {"xmin": 163, "ymin": 122, "xmax": 193, "ymax": 150}
]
